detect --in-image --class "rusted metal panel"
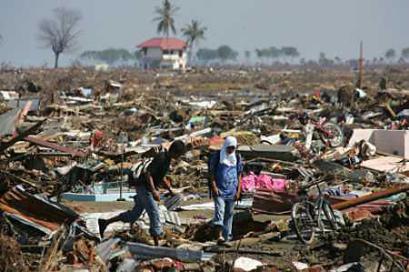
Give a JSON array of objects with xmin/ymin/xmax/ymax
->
[
  {"xmin": 25, "ymin": 135, "xmax": 87, "ymax": 158},
  {"xmin": 252, "ymin": 189, "xmax": 298, "ymax": 214},
  {"xmin": 0, "ymin": 186, "xmax": 78, "ymax": 231}
]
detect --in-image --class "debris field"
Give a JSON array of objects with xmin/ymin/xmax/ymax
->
[{"xmin": 0, "ymin": 66, "xmax": 409, "ymax": 271}]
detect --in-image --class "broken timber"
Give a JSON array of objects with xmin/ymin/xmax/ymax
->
[{"xmin": 332, "ymin": 184, "xmax": 409, "ymax": 210}]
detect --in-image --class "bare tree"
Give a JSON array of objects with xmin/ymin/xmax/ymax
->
[{"xmin": 38, "ymin": 7, "xmax": 81, "ymax": 68}]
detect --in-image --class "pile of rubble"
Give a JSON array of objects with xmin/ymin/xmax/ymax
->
[{"xmin": 0, "ymin": 67, "xmax": 408, "ymax": 271}]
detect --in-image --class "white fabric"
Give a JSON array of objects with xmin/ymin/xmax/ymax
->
[{"xmin": 220, "ymin": 136, "xmax": 238, "ymax": 166}]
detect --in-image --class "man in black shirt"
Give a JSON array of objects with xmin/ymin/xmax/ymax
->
[{"xmin": 98, "ymin": 140, "xmax": 186, "ymax": 245}]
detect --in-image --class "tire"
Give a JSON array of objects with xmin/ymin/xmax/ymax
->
[
  {"xmin": 322, "ymin": 122, "xmax": 344, "ymax": 148},
  {"xmin": 291, "ymin": 201, "xmax": 316, "ymax": 244},
  {"xmin": 321, "ymin": 200, "xmax": 339, "ymax": 230}
]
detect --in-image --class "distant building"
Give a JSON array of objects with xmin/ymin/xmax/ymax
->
[{"xmin": 137, "ymin": 37, "xmax": 187, "ymax": 70}]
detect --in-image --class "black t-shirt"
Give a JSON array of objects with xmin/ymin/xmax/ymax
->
[{"xmin": 139, "ymin": 151, "xmax": 171, "ymax": 190}]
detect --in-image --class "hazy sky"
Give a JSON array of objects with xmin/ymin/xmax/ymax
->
[{"xmin": 0, "ymin": 0, "xmax": 408, "ymax": 67}]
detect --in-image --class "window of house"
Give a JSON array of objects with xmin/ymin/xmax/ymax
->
[{"xmin": 179, "ymin": 50, "xmax": 183, "ymax": 57}]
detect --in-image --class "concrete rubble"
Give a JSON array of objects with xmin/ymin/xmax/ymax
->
[{"xmin": 0, "ymin": 67, "xmax": 409, "ymax": 271}]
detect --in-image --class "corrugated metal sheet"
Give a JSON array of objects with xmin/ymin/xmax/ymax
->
[
  {"xmin": 0, "ymin": 108, "xmax": 20, "ymax": 136},
  {"xmin": 127, "ymin": 242, "xmax": 213, "ymax": 262},
  {"xmin": 116, "ymin": 259, "xmax": 138, "ymax": 272},
  {"xmin": 164, "ymin": 193, "xmax": 182, "ymax": 211},
  {"xmin": 0, "ymin": 185, "xmax": 79, "ymax": 231},
  {"xmin": 3, "ymin": 212, "xmax": 53, "ymax": 236},
  {"xmin": 7, "ymin": 98, "xmax": 41, "ymax": 112},
  {"xmin": 96, "ymin": 238, "xmax": 122, "ymax": 263},
  {"xmin": 298, "ymin": 167, "xmax": 315, "ymax": 179},
  {"xmin": 162, "ymin": 210, "xmax": 181, "ymax": 226}
]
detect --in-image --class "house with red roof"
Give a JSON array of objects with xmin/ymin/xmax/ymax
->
[{"xmin": 137, "ymin": 37, "xmax": 187, "ymax": 70}]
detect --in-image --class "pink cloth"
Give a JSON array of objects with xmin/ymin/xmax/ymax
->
[
  {"xmin": 270, "ymin": 178, "xmax": 287, "ymax": 192},
  {"xmin": 242, "ymin": 172, "xmax": 287, "ymax": 192},
  {"xmin": 241, "ymin": 172, "xmax": 257, "ymax": 192}
]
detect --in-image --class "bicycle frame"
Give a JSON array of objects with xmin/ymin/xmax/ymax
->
[
  {"xmin": 315, "ymin": 122, "xmax": 334, "ymax": 139},
  {"xmin": 299, "ymin": 184, "xmax": 329, "ymax": 230}
]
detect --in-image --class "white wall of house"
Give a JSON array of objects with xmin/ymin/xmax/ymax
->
[
  {"xmin": 145, "ymin": 48, "xmax": 163, "ymax": 59},
  {"xmin": 141, "ymin": 48, "xmax": 187, "ymax": 70}
]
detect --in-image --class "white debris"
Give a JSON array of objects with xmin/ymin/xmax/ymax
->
[
  {"xmin": 233, "ymin": 257, "xmax": 263, "ymax": 272},
  {"xmin": 292, "ymin": 261, "xmax": 309, "ymax": 271}
]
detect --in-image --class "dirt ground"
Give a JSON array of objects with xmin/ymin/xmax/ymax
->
[
  {"xmin": 63, "ymin": 199, "xmax": 297, "ymax": 269},
  {"xmin": 63, "ymin": 200, "xmax": 134, "ymax": 214},
  {"xmin": 63, "ymin": 199, "xmax": 285, "ymax": 222}
]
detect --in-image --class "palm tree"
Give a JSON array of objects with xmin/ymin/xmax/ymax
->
[
  {"xmin": 154, "ymin": 0, "xmax": 179, "ymax": 38},
  {"xmin": 181, "ymin": 20, "xmax": 207, "ymax": 64},
  {"xmin": 244, "ymin": 50, "xmax": 251, "ymax": 65},
  {"xmin": 385, "ymin": 48, "xmax": 396, "ymax": 63}
]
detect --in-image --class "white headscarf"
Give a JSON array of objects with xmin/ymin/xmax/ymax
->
[{"xmin": 220, "ymin": 136, "xmax": 238, "ymax": 166}]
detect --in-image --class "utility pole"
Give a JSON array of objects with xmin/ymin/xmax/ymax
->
[{"xmin": 357, "ymin": 41, "xmax": 364, "ymax": 89}]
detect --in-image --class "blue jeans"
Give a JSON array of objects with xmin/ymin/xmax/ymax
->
[
  {"xmin": 118, "ymin": 185, "xmax": 162, "ymax": 237},
  {"xmin": 213, "ymin": 196, "xmax": 235, "ymax": 241}
]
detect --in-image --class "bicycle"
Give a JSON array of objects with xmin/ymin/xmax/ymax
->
[
  {"xmin": 297, "ymin": 113, "xmax": 344, "ymax": 148},
  {"xmin": 291, "ymin": 179, "xmax": 341, "ymax": 244}
]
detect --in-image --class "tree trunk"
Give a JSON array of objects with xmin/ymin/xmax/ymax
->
[
  {"xmin": 188, "ymin": 44, "xmax": 193, "ymax": 66},
  {"xmin": 54, "ymin": 52, "xmax": 60, "ymax": 68}
]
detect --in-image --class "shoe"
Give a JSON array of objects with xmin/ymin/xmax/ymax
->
[
  {"xmin": 215, "ymin": 226, "xmax": 222, "ymax": 238},
  {"xmin": 217, "ymin": 236, "xmax": 226, "ymax": 245},
  {"xmin": 153, "ymin": 236, "xmax": 160, "ymax": 246},
  {"xmin": 215, "ymin": 226, "xmax": 225, "ymax": 244},
  {"xmin": 98, "ymin": 219, "xmax": 108, "ymax": 238}
]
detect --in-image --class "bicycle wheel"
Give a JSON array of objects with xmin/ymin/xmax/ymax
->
[
  {"xmin": 321, "ymin": 200, "xmax": 339, "ymax": 230},
  {"xmin": 291, "ymin": 201, "xmax": 316, "ymax": 244},
  {"xmin": 322, "ymin": 122, "xmax": 344, "ymax": 148}
]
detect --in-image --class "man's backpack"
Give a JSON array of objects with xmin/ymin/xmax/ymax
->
[{"xmin": 128, "ymin": 157, "xmax": 154, "ymax": 187}]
